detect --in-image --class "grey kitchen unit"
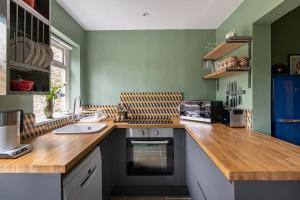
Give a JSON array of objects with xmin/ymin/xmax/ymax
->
[
  {"xmin": 0, "ymin": 147, "xmax": 102, "ymax": 200},
  {"xmin": 1, "ymin": 127, "xmax": 300, "ymax": 200},
  {"xmin": 186, "ymin": 133, "xmax": 300, "ymax": 200},
  {"xmin": 100, "ymin": 128, "xmax": 187, "ymax": 200}
]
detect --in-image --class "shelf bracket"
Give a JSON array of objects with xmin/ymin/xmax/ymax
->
[{"xmin": 248, "ymin": 40, "xmax": 252, "ymax": 89}]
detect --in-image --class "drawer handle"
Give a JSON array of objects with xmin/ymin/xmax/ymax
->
[
  {"xmin": 80, "ymin": 166, "xmax": 97, "ymax": 188},
  {"xmin": 197, "ymin": 180, "xmax": 207, "ymax": 200}
]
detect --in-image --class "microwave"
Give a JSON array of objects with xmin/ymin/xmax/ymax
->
[{"xmin": 180, "ymin": 100, "xmax": 223, "ymax": 123}]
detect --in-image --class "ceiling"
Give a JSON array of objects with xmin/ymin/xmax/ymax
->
[{"xmin": 56, "ymin": 0, "xmax": 244, "ymax": 30}]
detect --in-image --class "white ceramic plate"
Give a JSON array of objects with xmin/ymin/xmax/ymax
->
[
  {"xmin": 31, "ymin": 42, "xmax": 41, "ymax": 66},
  {"xmin": 42, "ymin": 44, "xmax": 53, "ymax": 69},
  {"xmin": 9, "ymin": 37, "xmax": 34, "ymax": 64},
  {"xmin": 37, "ymin": 43, "xmax": 46, "ymax": 67}
]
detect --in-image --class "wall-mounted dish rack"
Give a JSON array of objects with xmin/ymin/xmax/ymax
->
[
  {"xmin": 202, "ymin": 36, "xmax": 252, "ymax": 89},
  {"xmin": 0, "ymin": 0, "xmax": 51, "ymax": 95}
]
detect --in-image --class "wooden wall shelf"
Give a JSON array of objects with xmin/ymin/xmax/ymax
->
[
  {"xmin": 203, "ymin": 37, "xmax": 252, "ymax": 60},
  {"xmin": 203, "ymin": 68, "xmax": 251, "ymax": 80}
]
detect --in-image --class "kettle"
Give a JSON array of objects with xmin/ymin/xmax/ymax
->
[{"xmin": 0, "ymin": 110, "xmax": 23, "ymax": 152}]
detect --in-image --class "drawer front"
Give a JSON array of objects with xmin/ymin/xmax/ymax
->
[{"xmin": 186, "ymin": 134, "xmax": 234, "ymax": 200}]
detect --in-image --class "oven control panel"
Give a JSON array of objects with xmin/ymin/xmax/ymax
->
[{"xmin": 126, "ymin": 128, "xmax": 174, "ymax": 138}]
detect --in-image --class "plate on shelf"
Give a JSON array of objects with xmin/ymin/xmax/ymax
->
[
  {"xmin": 31, "ymin": 41, "xmax": 41, "ymax": 66},
  {"xmin": 9, "ymin": 37, "xmax": 34, "ymax": 64},
  {"xmin": 41, "ymin": 44, "xmax": 53, "ymax": 69},
  {"xmin": 37, "ymin": 43, "xmax": 46, "ymax": 67}
]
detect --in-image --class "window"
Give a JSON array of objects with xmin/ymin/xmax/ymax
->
[{"xmin": 33, "ymin": 37, "xmax": 72, "ymax": 122}]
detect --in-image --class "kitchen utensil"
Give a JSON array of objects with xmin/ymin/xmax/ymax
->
[
  {"xmin": 0, "ymin": 110, "xmax": 32, "ymax": 159},
  {"xmin": 41, "ymin": 44, "xmax": 54, "ymax": 68},
  {"xmin": 10, "ymin": 80, "xmax": 34, "ymax": 91},
  {"xmin": 225, "ymin": 28, "xmax": 236, "ymax": 40},
  {"xmin": 0, "ymin": 110, "xmax": 23, "ymax": 152},
  {"xmin": 37, "ymin": 43, "xmax": 46, "ymax": 67},
  {"xmin": 9, "ymin": 37, "xmax": 34, "ymax": 64},
  {"xmin": 23, "ymin": 0, "xmax": 35, "ymax": 8},
  {"xmin": 31, "ymin": 42, "xmax": 41, "ymax": 66}
]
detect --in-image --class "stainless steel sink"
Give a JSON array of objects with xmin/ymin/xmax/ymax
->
[{"xmin": 53, "ymin": 124, "xmax": 107, "ymax": 134}]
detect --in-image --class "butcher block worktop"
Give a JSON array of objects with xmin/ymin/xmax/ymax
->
[{"xmin": 0, "ymin": 120, "xmax": 300, "ymax": 181}]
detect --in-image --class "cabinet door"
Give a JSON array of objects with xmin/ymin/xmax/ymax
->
[
  {"xmin": 63, "ymin": 148, "xmax": 102, "ymax": 200},
  {"xmin": 186, "ymin": 134, "xmax": 206, "ymax": 200},
  {"xmin": 186, "ymin": 134, "xmax": 234, "ymax": 200}
]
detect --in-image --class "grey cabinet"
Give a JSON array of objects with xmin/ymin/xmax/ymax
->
[
  {"xmin": 186, "ymin": 132, "xmax": 300, "ymax": 200},
  {"xmin": 186, "ymin": 133, "xmax": 234, "ymax": 200}
]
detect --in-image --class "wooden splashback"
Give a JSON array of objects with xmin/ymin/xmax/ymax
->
[
  {"xmin": 22, "ymin": 113, "xmax": 72, "ymax": 141},
  {"xmin": 120, "ymin": 92, "xmax": 182, "ymax": 119},
  {"xmin": 81, "ymin": 105, "xmax": 118, "ymax": 119}
]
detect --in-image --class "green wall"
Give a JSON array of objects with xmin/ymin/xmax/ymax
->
[
  {"xmin": 272, "ymin": 6, "xmax": 300, "ymax": 66},
  {"xmin": 85, "ymin": 30, "xmax": 216, "ymax": 105},
  {"xmin": 0, "ymin": 0, "xmax": 86, "ymax": 113},
  {"xmin": 216, "ymin": 0, "xmax": 300, "ymax": 133},
  {"xmin": 216, "ymin": 0, "xmax": 285, "ymax": 133},
  {"xmin": 216, "ymin": 0, "xmax": 284, "ymax": 109}
]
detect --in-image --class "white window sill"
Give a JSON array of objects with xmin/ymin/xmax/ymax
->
[{"xmin": 35, "ymin": 112, "xmax": 71, "ymax": 126}]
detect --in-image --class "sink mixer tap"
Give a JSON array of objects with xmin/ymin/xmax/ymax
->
[{"xmin": 72, "ymin": 96, "xmax": 81, "ymax": 123}]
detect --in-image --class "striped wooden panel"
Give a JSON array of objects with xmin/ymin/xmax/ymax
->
[
  {"xmin": 22, "ymin": 113, "xmax": 72, "ymax": 141},
  {"xmin": 120, "ymin": 92, "xmax": 182, "ymax": 119},
  {"xmin": 246, "ymin": 109, "xmax": 252, "ymax": 130},
  {"xmin": 81, "ymin": 105, "xmax": 118, "ymax": 119}
]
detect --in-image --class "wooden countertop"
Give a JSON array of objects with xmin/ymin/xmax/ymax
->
[
  {"xmin": 0, "ymin": 120, "xmax": 300, "ymax": 181},
  {"xmin": 183, "ymin": 121, "xmax": 300, "ymax": 181}
]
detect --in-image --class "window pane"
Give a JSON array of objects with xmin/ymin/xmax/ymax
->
[
  {"xmin": 51, "ymin": 45, "xmax": 64, "ymax": 64},
  {"xmin": 51, "ymin": 65, "xmax": 66, "ymax": 113}
]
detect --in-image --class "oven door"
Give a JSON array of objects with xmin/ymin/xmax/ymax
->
[{"xmin": 127, "ymin": 138, "xmax": 174, "ymax": 176}]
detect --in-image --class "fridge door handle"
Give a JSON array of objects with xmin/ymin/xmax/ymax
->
[{"xmin": 278, "ymin": 119, "xmax": 300, "ymax": 123}]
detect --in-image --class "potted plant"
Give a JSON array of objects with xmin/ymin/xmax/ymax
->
[{"xmin": 44, "ymin": 85, "xmax": 65, "ymax": 119}]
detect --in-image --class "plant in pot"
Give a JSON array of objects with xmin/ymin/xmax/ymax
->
[{"xmin": 43, "ymin": 85, "xmax": 65, "ymax": 119}]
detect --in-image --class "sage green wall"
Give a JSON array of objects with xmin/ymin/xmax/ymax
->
[
  {"xmin": 216, "ymin": 0, "xmax": 300, "ymax": 134},
  {"xmin": 51, "ymin": 0, "xmax": 86, "ymax": 104},
  {"xmin": 272, "ymin": 6, "xmax": 300, "ymax": 66},
  {"xmin": 216, "ymin": 0, "xmax": 285, "ymax": 133},
  {"xmin": 85, "ymin": 30, "xmax": 216, "ymax": 105},
  {"xmin": 0, "ymin": 0, "xmax": 86, "ymax": 113},
  {"xmin": 252, "ymin": 24, "xmax": 272, "ymax": 134}
]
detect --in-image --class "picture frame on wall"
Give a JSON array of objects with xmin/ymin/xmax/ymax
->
[{"xmin": 289, "ymin": 54, "xmax": 300, "ymax": 75}]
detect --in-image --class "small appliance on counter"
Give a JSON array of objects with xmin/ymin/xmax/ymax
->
[
  {"xmin": 180, "ymin": 100, "xmax": 223, "ymax": 123},
  {"xmin": 221, "ymin": 109, "xmax": 246, "ymax": 128},
  {"xmin": 0, "ymin": 110, "xmax": 32, "ymax": 159}
]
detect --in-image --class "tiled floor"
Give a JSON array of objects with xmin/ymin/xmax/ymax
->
[{"xmin": 111, "ymin": 197, "xmax": 191, "ymax": 200}]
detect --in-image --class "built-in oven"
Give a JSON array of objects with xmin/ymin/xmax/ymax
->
[{"xmin": 126, "ymin": 128, "xmax": 174, "ymax": 176}]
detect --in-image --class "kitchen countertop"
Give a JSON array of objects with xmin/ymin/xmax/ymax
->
[{"xmin": 0, "ymin": 120, "xmax": 300, "ymax": 181}]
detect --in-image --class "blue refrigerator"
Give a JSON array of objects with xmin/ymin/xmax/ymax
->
[{"xmin": 272, "ymin": 76, "xmax": 300, "ymax": 146}]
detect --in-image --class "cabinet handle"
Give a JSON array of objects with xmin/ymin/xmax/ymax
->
[
  {"xmin": 80, "ymin": 166, "xmax": 97, "ymax": 188},
  {"xmin": 197, "ymin": 180, "xmax": 208, "ymax": 200},
  {"xmin": 131, "ymin": 140, "xmax": 169, "ymax": 145}
]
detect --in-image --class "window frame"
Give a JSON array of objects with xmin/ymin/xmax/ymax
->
[{"xmin": 50, "ymin": 36, "xmax": 72, "ymax": 111}]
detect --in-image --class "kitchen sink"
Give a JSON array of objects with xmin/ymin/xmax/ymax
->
[{"xmin": 53, "ymin": 124, "xmax": 107, "ymax": 134}]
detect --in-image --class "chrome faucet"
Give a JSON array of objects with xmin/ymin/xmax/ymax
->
[{"xmin": 72, "ymin": 96, "xmax": 81, "ymax": 123}]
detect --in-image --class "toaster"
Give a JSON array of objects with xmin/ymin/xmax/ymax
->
[{"xmin": 221, "ymin": 109, "xmax": 246, "ymax": 128}]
